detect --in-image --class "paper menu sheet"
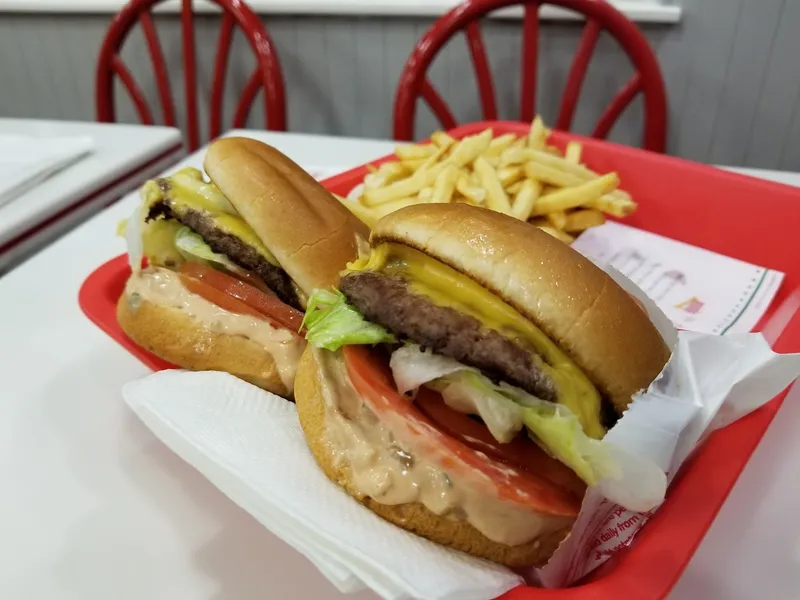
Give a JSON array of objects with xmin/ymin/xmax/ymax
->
[{"xmin": 571, "ymin": 222, "xmax": 784, "ymax": 335}]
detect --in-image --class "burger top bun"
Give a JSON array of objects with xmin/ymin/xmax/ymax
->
[
  {"xmin": 372, "ymin": 203, "xmax": 670, "ymax": 414},
  {"xmin": 204, "ymin": 137, "xmax": 370, "ymax": 297}
]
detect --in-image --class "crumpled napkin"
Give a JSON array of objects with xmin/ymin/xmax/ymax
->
[{"xmin": 123, "ymin": 370, "xmax": 524, "ymax": 600}]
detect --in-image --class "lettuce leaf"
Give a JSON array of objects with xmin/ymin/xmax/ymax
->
[
  {"xmin": 301, "ymin": 289, "xmax": 396, "ymax": 350},
  {"xmin": 174, "ymin": 226, "xmax": 238, "ymax": 270}
]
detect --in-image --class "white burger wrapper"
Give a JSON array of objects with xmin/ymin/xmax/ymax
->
[{"xmin": 122, "ymin": 262, "xmax": 800, "ymax": 598}]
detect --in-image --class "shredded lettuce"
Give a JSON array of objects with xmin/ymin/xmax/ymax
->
[
  {"xmin": 389, "ymin": 344, "xmax": 667, "ymax": 511},
  {"xmin": 124, "ymin": 200, "xmax": 145, "ymax": 272},
  {"xmin": 174, "ymin": 226, "xmax": 238, "ymax": 270},
  {"xmin": 301, "ymin": 289, "xmax": 396, "ymax": 350}
]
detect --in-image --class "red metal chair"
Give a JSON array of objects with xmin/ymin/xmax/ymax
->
[
  {"xmin": 394, "ymin": 0, "xmax": 667, "ymax": 152},
  {"xmin": 96, "ymin": 0, "xmax": 286, "ymax": 152}
]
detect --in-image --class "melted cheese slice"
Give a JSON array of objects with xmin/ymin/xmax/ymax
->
[
  {"xmin": 139, "ymin": 168, "xmax": 279, "ymax": 267},
  {"xmin": 348, "ymin": 243, "xmax": 605, "ymax": 439}
]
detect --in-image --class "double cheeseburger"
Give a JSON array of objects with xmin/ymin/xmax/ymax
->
[
  {"xmin": 117, "ymin": 137, "xmax": 368, "ymax": 398},
  {"xmin": 296, "ymin": 203, "xmax": 669, "ymax": 566}
]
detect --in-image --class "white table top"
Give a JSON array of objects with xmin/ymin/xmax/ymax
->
[
  {"xmin": 0, "ymin": 130, "xmax": 797, "ymax": 600},
  {"xmin": 0, "ymin": 119, "xmax": 183, "ymax": 261}
]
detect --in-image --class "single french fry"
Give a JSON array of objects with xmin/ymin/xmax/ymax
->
[
  {"xmin": 366, "ymin": 164, "xmax": 378, "ymax": 174},
  {"xmin": 395, "ymin": 143, "xmax": 436, "ymax": 160},
  {"xmin": 418, "ymin": 143, "xmax": 451, "ymax": 171},
  {"xmin": 483, "ymin": 155, "xmax": 501, "ymax": 168},
  {"xmin": 417, "ymin": 187, "xmax": 434, "ymax": 202},
  {"xmin": 511, "ymin": 179, "xmax": 541, "ymax": 220},
  {"xmin": 544, "ymin": 144, "xmax": 562, "ymax": 156},
  {"xmin": 528, "ymin": 116, "xmax": 548, "ymax": 149},
  {"xmin": 400, "ymin": 158, "xmax": 428, "ymax": 172},
  {"xmin": 545, "ymin": 210, "xmax": 568, "ymax": 230},
  {"xmin": 565, "ymin": 141, "xmax": 582, "ymax": 164},
  {"xmin": 528, "ymin": 150, "xmax": 628, "ymax": 201},
  {"xmin": 533, "ymin": 223, "xmax": 575, "ymax": 244},
  {"xmin": 456, "ymin": 172, "xmax": 487, "ymax": 205},
  {"xmin": 431, "ymin": 131, "xmax": 456, "ymax": 149},
  {"xmin": 497, "ymin": 165, "xmax": 524, "ymax": 188},
  {"xmin": 530, "ymin": 172, "xmax": 619, "ymax": 215},
  {"xmin": 431, "ymin": 165, "xmax": 459, "ymax": 203},
  {"xmin": 507, "ymin": 180, "xmax": 524, "ymax": 195},
  {"xmin": 363, "ymin": 166, "xmax": 441, "ymax": 205},
  {"xmin": 364, "ymin": 162, "xmax": 409, "ymax": 189},
  {"xmin": 486, "ymin": 133, "xmax": 518, "ymax": 157},
  {"xmin": 563, "ymin": 208, "xmax": 606, "ymax": 232},
  {"xmin": 524, "ymin": 161, "xmax": 583, "ymax": 188},
  {"xmin": 445, "ymin": 129, "xmax": 494, "ymax": 168},
  {"xmin": 474, "ymin": 156, "xmax": 513, "ymax": 214},
  {"xmin": 585, "ymin": 191, "xmax": 637, "ymax": 217}
]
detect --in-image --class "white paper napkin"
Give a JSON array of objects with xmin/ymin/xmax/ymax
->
[
  {"xmin": 0, "ymin": 134, "xmax": 94, "ymax": 207},
  {"xmin": 123, "ymin": 370, "xmax": 525, "ymax": 600},
  {"xmin": 121, "ymin": 243, "xmax": 800, "ymax": 597}
]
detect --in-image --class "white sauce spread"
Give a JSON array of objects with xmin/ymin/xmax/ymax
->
[
  {"xmin": 313, "ymin": 348, "xmax": 572, "ymax": 547},
  {"xmin": 126, "ymin": 268, "xmax": 305, "ymax": 391}
]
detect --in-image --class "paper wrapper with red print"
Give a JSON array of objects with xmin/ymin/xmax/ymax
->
[{"xmin": 530, "ymin": 262, "xmax": 800, "ymax": 588}]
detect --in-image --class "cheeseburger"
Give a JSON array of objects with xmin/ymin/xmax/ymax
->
[
  {"xmin": 296, "ymin": 203, "xmax": 669, "ymax": 566},
  {"xmin": 117, "ymin": 137, "xmax": 368, "ymax": 398}
]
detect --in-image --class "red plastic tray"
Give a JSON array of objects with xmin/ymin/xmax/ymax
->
[{"xmin": 80, "ymin": 121, "xmax": 800, "ymax": 599}]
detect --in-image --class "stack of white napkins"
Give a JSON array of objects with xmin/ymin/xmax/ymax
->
[
  {"xmin": 123, "ymin": 370, "xmax": 525, "ymax": 600},
  {"xmin": 0, "ymin": 134, "xmax": 94, "ymax": 207}
]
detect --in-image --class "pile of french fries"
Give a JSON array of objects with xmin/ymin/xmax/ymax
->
[{"xmin": 335, "ymin": 116, "xmax": 637, "ymax": 244}]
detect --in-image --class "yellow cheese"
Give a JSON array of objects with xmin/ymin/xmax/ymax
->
[
  {"xmin": 138, "ymin": 171, "xmax": 279, "ymax": 267},
  {"xmin": 142, "ymin": 219, "xmax": 185, "ymax": 268},
  {"xmin": 348, "ymin": 243, "xmax": 605, "ymax": 439}
]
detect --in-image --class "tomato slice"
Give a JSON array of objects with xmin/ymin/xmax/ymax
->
[
  {"xmin": 179, "ymin": 273, "xmax": 265, "ymax": 319},
  {"xmin": 342, "ymin": 345, "xmax": 583, "ymax": 515},
  {"xmin": 179, "ymin": 262, "xmax": 304, "ymax": 332},
  {"xmin": 414, "ymin": 390, "xmax": 587, "ymax": 499}
]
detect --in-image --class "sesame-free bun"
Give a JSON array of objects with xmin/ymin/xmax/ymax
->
[
  {"xmin": 294, "ymin": 348, "xmax": 572, "ymax": 567},
  {"xmin": 372, "ymin": 203, "xmax": 670, "ymax": 414},
  {"xmin": 204, "ymin": 137, "xmax": 370, "ymax": 297},
  {"xmin": 117, "ymin": 292, "xmax": 291, "ymax": 398}
]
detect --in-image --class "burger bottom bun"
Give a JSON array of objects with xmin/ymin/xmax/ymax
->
[
  {"xmin": 294, "ymin": 348, "xmax": 572, "ymax": 567},
  {"xmin": 117, "ymin": 291, "xmax": 290, "ymax": 398}
]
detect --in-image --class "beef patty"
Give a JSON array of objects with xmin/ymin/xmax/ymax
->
[
  {"xmin": 146, "ymin": 200, "xmax": 300, "ymax": 309},
  {"xmin": 339, "ymin": 271, "xmax": 558, "ymax": 401}
]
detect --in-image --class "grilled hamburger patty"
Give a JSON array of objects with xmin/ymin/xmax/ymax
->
[
  {"xmin": 339, "ymin": 271, "xmax": 558, "ymax": 401},
  {"xmin": 146, "ymin": 201, "xmax": 300, "ymax": 309}
]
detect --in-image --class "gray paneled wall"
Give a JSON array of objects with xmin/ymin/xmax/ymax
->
[{"xmin": 0, "ymin": 0, "xmax": 797, "ymax": 169}]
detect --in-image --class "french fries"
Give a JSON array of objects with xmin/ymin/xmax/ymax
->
[{"xmin": 340, "ymin": 116, "xmax": 637, "ymax": 241}]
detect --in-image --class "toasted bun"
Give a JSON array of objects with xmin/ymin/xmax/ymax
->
[
  {"xmin": 117, "ymin": 291, "xmax": 291, "ymax": 398},
  {"xmin": 204, "ymin": 137, "xmax": 370, "ymax": 296},
  {"xmin": 294, "ymin": 348, "xmax": 572, "ymax": 567},
  {"xmin": 372, "ymin": 204, "xmax": 670, "ymax": 414}
]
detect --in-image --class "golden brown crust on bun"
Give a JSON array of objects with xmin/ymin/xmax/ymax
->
[
  {"xmin": 117, "ymin": 292, "xmax": 290, "ymax": 397},
  {"xmin": 372, "ymin": 203, "xmax": 669, "ymax": 414},
  {"xmin": 294, "ymin": 348, "xmax": 571, "ymax": 567},
  {"xmin": 204, "ymin": 137, "xmax": 370, "ymax": 297}
]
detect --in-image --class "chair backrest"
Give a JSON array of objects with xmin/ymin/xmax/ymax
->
[
  {"xmin": 96, "ymin": 0, "xmax": 286, "ymax": 151},
  {"xmin": 393, "ymin": 0, "xmax": 667, "ymax": 152}
]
